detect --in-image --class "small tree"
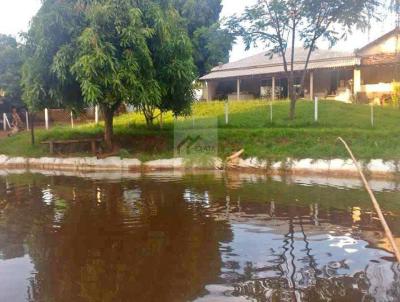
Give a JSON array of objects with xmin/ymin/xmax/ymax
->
[{"xmin": 228, "ymin": 0, "xmax": 382, "ymax": 119}]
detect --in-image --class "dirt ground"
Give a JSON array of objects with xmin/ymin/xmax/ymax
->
[{"xmin": 0, "ymin": 131, "xmax": 8, "ymax": 139}]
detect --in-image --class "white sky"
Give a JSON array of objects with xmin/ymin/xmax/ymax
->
[{"xmin": 0, "ymin": 0, "xmax": 396, "ymax": 62}]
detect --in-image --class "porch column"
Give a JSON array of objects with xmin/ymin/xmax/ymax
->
[
  {"xmin": 310, "ymin": 71, "xmax": 314, "ymax": 101},
  {"xmin": 204, "ymin": 81, "xmax": 210, "ymax": 101},
  {"xmin": 272, "ymin": 77, "xmax": 276, "ymax": 101},
  {"xmin": 236, "ymin": 78, "xmax": 241, "ymax": 101},
  {"xmin": 206, "ymin": 81, "xmax": 216, "ymax": 101},
  {"xmin": 353, "ymin": 68, "xmax": 362, "ymax": 95}
]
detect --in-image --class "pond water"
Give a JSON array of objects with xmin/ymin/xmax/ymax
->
[{"xmin": 0, "ymin": 171, "xmax": 399, "ymax": 302}]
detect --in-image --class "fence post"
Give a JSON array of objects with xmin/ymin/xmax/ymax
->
[
  {"xmin": 370, "ymin": 103, "xmax": 374, "ymax": 127},
  {"xmin": 3, "ymin": 113, "xmax": 11, "ymax": 131},
  {"xmin": 95, "ymin": 105, "xmax": 99, "ymax": 124},
  {"xmin": 70, "ymin": 111, "xmax": 74, "ymax": 128},
  {"xmin": 25, "ymin": 111, "xmax": 30, "ymax": 131},
  {"xmin": 3, "ymin": 113, "xmax": 6, "ymax": 131},
  {"xmin": 314, "ymin": 97, "xmax": 319, "ymax": 122},
  {"xmin": 45, "ymin": 108, "xmax": 49, "ymax": 130},
  {"xmin": 270, "ymin": 99, "xmax": 273, "ymax": 123},
  {"xmin": 225, "ymin": 100, "xmax": 229, "ymax": 125}
]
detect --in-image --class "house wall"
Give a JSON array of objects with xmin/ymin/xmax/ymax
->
[
  {"xmin": 203, "ymin": 81, "xmax": 218, "ymax": 101},
  {"xmin": 359, "ymin": 64, "xmax": 400, "ymax": 99},
  {"xmin": 361, "ymin": 64, "xmax": 399, "ymax": 84},
  {"xmin": 358, "ymin": 34, "xmax": 400, "ymax": 56}
]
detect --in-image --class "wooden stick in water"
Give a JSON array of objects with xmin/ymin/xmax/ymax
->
[{"xmin": 338, "ymin": 137, "xmax": 400, "ymax": 262}]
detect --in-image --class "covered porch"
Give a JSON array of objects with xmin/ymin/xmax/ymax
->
[{"xmin": 203, "ymin": 67, "xmax": 355, "ymax": 102}]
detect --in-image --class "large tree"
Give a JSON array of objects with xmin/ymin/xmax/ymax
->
[
  {"xmin": 23, "ymin": 0, "xmax": 196, "ymax": 148},
  {"xmin": 0, "ymin": 35, "xmax": 23, "ymax": 107},
  {"xmin": 69, "ymin": 0, "xmax": 159, "ymax": 149},
  {"xmin": 172, "ymin": 0, "xmax": 234, "ymax": 76},
  {"xmin": 228, "ymin": 0, "xmax": 383, "ymax": 119},
  {"xmin": 21, "ymin": 0, "xmax": 85, "ymax": 112}
]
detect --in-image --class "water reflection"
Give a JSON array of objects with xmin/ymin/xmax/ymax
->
[{"xmin": 0, "ymin": 172, "xmax": 399, "ymax": 302}]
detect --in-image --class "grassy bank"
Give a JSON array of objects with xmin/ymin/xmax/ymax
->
[{"xmin": 1, "ymin": 100, "xmax": 400, "ymax": 160}]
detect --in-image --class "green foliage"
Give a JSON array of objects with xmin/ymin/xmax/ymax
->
[
  {"xmin": 227, "ymin": 0, "xmax": 383, "ymax": 118},
  {"xmin": 143, "ymin": 3, "xmax": 196, "ymax": 122},
  {"xmin": 392, "ymin": 81, "xmax": 400, "ymax": 108},
  {"xmin": 192, "ymin": 24, "xmax": 233, "ymax": 76},
  {"xmin": 21, "ymin": 0, "xmax": 86, "ymax": 111},
  {"xmin": 172, "ymin": 0, "xmax": 233, "ymax": 76},
  {"xmin": 71, "ymin": 1, "xmax": 157, "ymax": 110},
  {"xmin": 3, "ymin": 101, "xmax": 400, "ymax": 160},
  {"xmin": 21, "ymin": 0, "xmax": 196, "ymax": 146},
  {"xmin": 0, "ymin": 35, "xmax": 23, "ymax": 106}
]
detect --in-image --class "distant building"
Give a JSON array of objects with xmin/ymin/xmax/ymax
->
[{"xmin": 200, "ymin": 27, "xmax": 400, "ymax": 103}]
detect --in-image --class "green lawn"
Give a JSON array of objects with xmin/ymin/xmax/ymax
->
[{"xmin": 1, "ymin": 100, "xmax": 400, "ymax": 160}]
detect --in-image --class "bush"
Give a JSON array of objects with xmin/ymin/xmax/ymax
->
[{"xmin": 392, "ymin": 81, "xmax": 400, "ymax": 108}]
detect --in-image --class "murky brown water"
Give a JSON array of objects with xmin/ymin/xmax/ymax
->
[{"xmin": 0, "ymin": 172, "xmax": 400, "ymax": 302}]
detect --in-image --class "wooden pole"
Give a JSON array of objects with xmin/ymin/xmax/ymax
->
[
  {"xmin": 95, "ymin": 105, "xmax": 99, "ymax": 124},
  {"xmin": 70, "ymin": 111, "xmax": 74, "ymax": 128},
  {"xmin": 25, "ymin": 111, "xmax": 29, "ymax": 131},
  {"xmin": 371, "ymin": 103, "xmax": 374, "ymax": 127},
  {"xmin": 225, "ymin": 100, "xmax": 229, "ymax": 125},
  {"xmin": 314, "ymin": 97, "xmax": 319, "ymax": 122},
  {"xmin": 30, "ymin": 112, "xmax": 35, "ymax": 145},
  {"xmin": 45, "ymin": 108, "xmax": 49, "ymax": 130},
  {"xmin": 338, "ymin": 137, "xmax": 400, "ymax": 262},
  {"xmin": 3, "ymin": 113, "xmax": 11, "ymax": 130},
  {"xmin": 3, "ymin": 113, "xmax": 6, "ymax": 131},
  {"xmin": 270, "ymin": 100, "xmax": 273, "ymax": 123}
]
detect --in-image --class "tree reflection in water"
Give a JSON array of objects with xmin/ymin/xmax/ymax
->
[{"xmin": 0, "ymin": 173, "xmax": 399, "ymax": 302}]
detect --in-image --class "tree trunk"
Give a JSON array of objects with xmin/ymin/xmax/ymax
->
[
  {"xmin": 142, "ymin": 105, "xmax": 156, "ymax": 128},
  {"xmin": 289, "ymin": 15, "xmax": 297, "ymax": 120},
  {"xmin": 30, "ymin": 112, "xmax": 35, "ymax": 146},
  {"xmin": 144, "ymin": 114, "xmax": 154, "ymax": 128},
  {"xmin": 288, "ymin": 74, "xmax": 297, "ymax": 120},
  {"xmin": 101, "ymin": 105, "xmax": 114, "ymax": 151}
]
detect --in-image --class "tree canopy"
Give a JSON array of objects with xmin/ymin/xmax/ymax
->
[
  {"xmin": 21, "ymin": 0, "xmax": 85, "ymax": 112},
  {"xmin": 228, "ymin": 0, "xmax": 384, "ymax": 119},
  {"xmin": 0, "ymin": 35, "xmax": 23, "ymax": 107},
  {"xmin": 172, "ymin": 0, "xmax": 234, "ymax": 76},
  {"xmin": 140, "ymin": 1, "xmax": 196, "ymax": 125},
  {"xmin": 21, "ymin": 0, "xmax": 197, "ymax": 148}
]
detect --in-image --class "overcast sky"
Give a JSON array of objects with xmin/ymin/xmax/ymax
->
[{"xmin": 0, "ymin": 0, "xmax": 396, "ymax": 62}]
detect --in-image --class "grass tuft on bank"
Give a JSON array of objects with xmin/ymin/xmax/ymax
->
[{"xmin": 1, "ymin": 100, "xmax": 400, "ymax": 160}]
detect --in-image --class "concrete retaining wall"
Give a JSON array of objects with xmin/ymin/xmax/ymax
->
[{"xmin": 0, "ymin": 155, "xmax": 399, "ymax": 178}]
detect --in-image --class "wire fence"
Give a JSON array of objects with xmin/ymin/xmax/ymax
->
[{"xmin": 0, "ymin": 99, "xmax": 395, "ymax": 134}]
